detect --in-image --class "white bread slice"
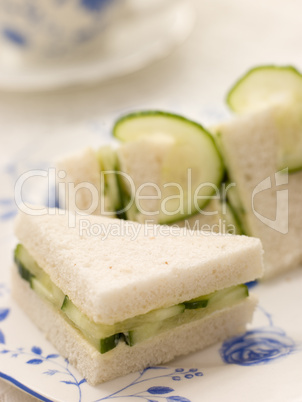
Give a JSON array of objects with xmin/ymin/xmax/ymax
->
[
  {"xmin": 14, "ymin": 209, "xmax": 263, "ymax": 324},
  {"xmin": 117, "ymin": 134, "xmax": 176, "ymax": 223},
  {"xmin": 56, "ymin": 147, "xmax": 102, "ymax": 215},
  {"xmin": 215, "ymin": 104, "xmax": 302, "ymax": 279},
  {"xmin": 12, "ymin": 265, "xmax": 257, "ymax": 385}
]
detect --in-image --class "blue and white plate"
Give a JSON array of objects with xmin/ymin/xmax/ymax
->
[{"xmin": 0, "ymin": 117, "xmax": 301, "ymax": 402}]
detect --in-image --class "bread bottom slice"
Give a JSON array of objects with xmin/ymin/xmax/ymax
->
[{"xmin": 12, "ymin": 265, "xmax": 257, "ymax": 385}]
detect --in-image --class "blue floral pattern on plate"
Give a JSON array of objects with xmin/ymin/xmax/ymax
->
[
  {"xmin": 220, "ymin": 305, "xmax": 297, "ymax": 366},
  {"xmin": 221, "ymin": 327, "xmax": 296, "ymax": 366},
  {"xmin": 94, "ymin": 367, "xmax": 203, "ymax": 401},
  {"xmin": 1, "ymin": 346, "xmax": 86, "ymax": 402}
]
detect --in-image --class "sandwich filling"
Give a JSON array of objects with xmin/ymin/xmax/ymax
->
[{"xmin": 14, "ymin": 244, "xmax": 249, "ymax": 354}]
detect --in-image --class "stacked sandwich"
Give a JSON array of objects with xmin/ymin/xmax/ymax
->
[{"xmin": 13, "ymin": 210, "xmax": 263, "ymax": 385}]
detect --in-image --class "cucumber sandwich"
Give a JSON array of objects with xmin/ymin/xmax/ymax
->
[
  {"xmin": 13, "ymin": 209, "xmax": 263, "ymax": 384},
  {"xmin": 57, "ymin": 66, "xmax": 302, "ymax": 279},
  {"xmin": 57, "ymin": 112, "xmax": 226, "ymax": 226},
  {"xmin": 217, "ymin": 65, "xmax": 302, "ymax": 278}
]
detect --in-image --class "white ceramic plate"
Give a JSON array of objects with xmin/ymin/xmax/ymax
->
[
  {"xmin": 0, "ymin": 122, "xmax": 301, "ymax": 402},
  {"xmin": 0, "ymin": 0, "xmax": 194, "ymax": 92}
]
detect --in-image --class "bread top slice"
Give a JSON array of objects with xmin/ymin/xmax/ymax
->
[
  {"xmin": 56, "ymin": 147, "xmax": 101, "ymax": 215},
  {"xmin": 214, "ymin": 102, "xmax": 302, "ymax": 278},
  {"xmin": 14, "ymin": 209, "xmax": 263, "ymax": 324},
  {"xmin": 117, "ymin": 134, "xmax": 175, "ymax": 223}
]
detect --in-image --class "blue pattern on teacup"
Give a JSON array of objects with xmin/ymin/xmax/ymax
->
[
  {"xmin": 81, "ymin": 0, "xmax": 111, "ymax": 12},
  {"xmin": 2, "ymin": 28, "xmax": 27, "ymax": 46},
  {"xmin": 0, "ymin": 0, "xmax": 121, "ymax": 57}
]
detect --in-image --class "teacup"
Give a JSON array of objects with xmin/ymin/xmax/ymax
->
[{"xmin": 0, "ymin": 0, "xmax": 124, "ymax": 60}]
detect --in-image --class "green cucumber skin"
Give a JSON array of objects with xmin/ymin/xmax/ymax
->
[
  {"xmin": 58, "ymin": 297, "xmax": 120, "ymax": 354},
  {"xmin": 15, "ymin": 258, "xmax": 34, "ymax": 285},
  {"xmin": 114, "ymin": 158, "xmax": 129, "ymax": 220},
  {"xmin": 226, "ymin": 65, "xmax": 302, "ymax": 112},
  {"xmin": 14, "ymin": 245, "xmax": 35, "ymax": 283},
  {"xmin": 278, "ymin": 162, "xmax": 302, "ymax": 174},
  {"xmin": 100, "ymin": 334, "xmax": 120, "ymax": 354},
  {"xmin": 97, "ymin": 146, "xmax": 125, "ymax": 215},
  {"xmin": 15, "ymin": 245, "xmax": 65, "ymax": 307},
  {"xmin": 183, "ymin": 298, "xmax": 208, "ymax": 310},
  {"xmin": 224, "ymin": 182, "xmax": 247, "ymax": 235},
  {"xmin": 61, "ymin": 295, "xmax": 69, "ymax": 310},
  {"xmin": 214, "ymin": 137, "xmax": 244, "ymax": 235},
  {"xmin": 287, "ymin": 165, "xmax": 302, "ymax": 174},
  {"xmin": 114, "ymin": 110, "xmax": 219, "ymax": 142},
  {"xmin": 14, "ymin": 245, "xmax": 35, "ymax": 286},
  {"xmin": 113, "ymin": 110, "xmax": 224, "ymax": 172}
]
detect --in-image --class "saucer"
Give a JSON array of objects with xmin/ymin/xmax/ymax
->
[{"xmin": 0, "ymin": 0, "xmax": 194, "ymax": 91}]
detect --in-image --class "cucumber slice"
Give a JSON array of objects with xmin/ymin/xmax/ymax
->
[
  {"xmin": 14, "ymin": 244, "xmax": 41, "ymax": 278},
  {"xmin": 15, "ymin": 258, "xmax": 34, "ymax": 284},
  {"xmin": 61, "ymin": 298, "xmax": 185, "ymax": 351},
  {"xmin": 61, "ymin": 296, "xmax": 116, "ymax": 339},
  {"xmin": 227, "ymin": 65, "xmax": 302, "ymax": 114},
  {"xmin": 128, "ymin": 285, "xmax": 248, "ymax": 345},
  {"xmin": 114, "ymin": 164, "xmax": 130, "ymax": 220},
  {"xmin": 208, "ymin": 284, "xmax": 248, "ymax": 309},
  {"xmin": 14, "ymin": 245, "xmax": 65, "ymax": 308},
  {"xmin": 132, "ymin": 304, "xmax": 185, "ymax": 324},
  {"xmin": 60, "ymin": 285, "xmax": 247, "ymax": 349},
  {"xmin": 126, "ymin": 306, "xmax": 186, "ymax": 346},
  {"xmin": 219, "ymin": 200, "xmax": 243, "ymax": 235},
  {"xmin": 127, "ymin": 322, "xmax": 162, "ymax": 346},
  {"xmin": 184, "ymin": 284, "xmax": 248, "ymax": 310},
  {"xmin": 183, "ymin": 296, "xmax": 209, "ymax": 309},
  {"xmin": 62, "ymin": 297, "xmax": 122, "ymax": 353},
  {"xmin": 15, "ymin": 247, "xmax": 249, "ymax": 353},
  {"xmin": 96, "ymin": 146, "xmax": 124, "ymax": 216},
  {"xmin": 31, "ymin": 277, "xmax": 65, "ymax": 309},
  {"xmin": 100, "ymin": 334, "xmax": 121, "ymax": 354},
  {"xmin": 15, "ymin": 245, "xmax": 55, "ymax": 288},
  {"xmin": 224, "ymin": 182, "xmax": 248, "ymax": 235},
  {"xmin": 61, "ymin": 296, "xmax": 185, "ymax": 339},
  {"xmin": 113, "ymin": 111, "xmax": 224, "ymax": 224}
]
